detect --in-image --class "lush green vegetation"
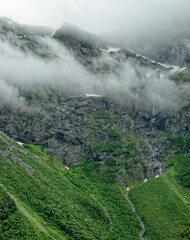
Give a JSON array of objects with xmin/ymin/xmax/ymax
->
[
  {"xmin": 108, "ymin": 130, "xmax": 121, "ymax": 138},
  {"xmin": 176, "ymin": 221, "xmax": 190, "ymax": 239},
  {"xmin": 129, "ymin": 133, "xmax": 190, "ymax": 240},
  {"xmin": 174, "ymin": 154, "xmax": 190, "ymax": 188},
  {"xmin": 0, "ymin": 141, "xmax": 8, "ymax": 151},
  {"xmin": 0, "ymin": 187, "xmax": 16, "ymax": 221},
  {"xmin": 24, "ymin": 144, "xmax": 58, "ymax": 167},
  {"xmin": 180, "ymin": 103, "xmax": 190, "ymax": 112},
  {"xmin": 167, "ymin": 135, "xmax": 190, "ymax": 152},
  {"xmin": 167, "ymin": 134, "xmax": 190, "ymax": 188},
  {"xmin": 0, "ymin": 134, "xmax": 141, "ymax": 239},
  {"xmin": 129, "ymin": 168, "xmax": 190, "ymax": 240},
  {"xmin": 105, "ymin": 156, "xmax": 117, "ymax": 167},
  {"xmin": 105, "ymin": 118, "xmax": 117, "ymax": 124},
  {"xmin": 0, "ymin": 186, "xmax": 50, "ymax": 240},
  {"xmin": 64, "ymin": 159, "xmax": 141, "ymax": 238},
  {"xmin": 95, "ymin": 141, "xmax": 124, "ymax": 154},
  {"xmin": 126, "ymin": 140, "xmax": 136, "ymax": 151}
]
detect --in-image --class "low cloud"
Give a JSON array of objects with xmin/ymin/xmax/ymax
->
[
  {"xmin": 0, "ymin": 78, "xmax": 20, "ymax": 105},
  {"xmin": 0, "ymin": 36, "xmax": 189, "ymax": 114}
]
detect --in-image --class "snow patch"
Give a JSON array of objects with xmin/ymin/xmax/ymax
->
[
  {"xmin": 127, "ymin": 48, "xmax": 135, "ymax": 53},
  {"xmin": 170, "ymin": 66, "xmax": 181, "ymax": 74},
  {"xmin": 51, "ymin": 31, "xmax": 56, "ymax": 38},
  {"xmin": 151, "ymin": 61, "xmax": 181, "ymax": 74},
  {"xmin": 107, "ymin": 46, "xmax": 120, "ymax": 53},
  {"xmin": 85, "ymin": 94, "xmax": 102, "ymax": 97},
  {"xmin": 134, "ymin": 54, "xmax": 182, "ymax": 74},
  {"xmin": 176, "ymin": 67, "xmax": 187, "ymax": 73},
  {"xmin": 136, "ymin": 53, "xmax": 148, "ymax": 60},
  {"xmin": 17, "ymin": 141, "xmax": 24, "ymax": 146},
  {"xmin": 96, "ymin": 45, "xmax": 104, "ymax": 51}
]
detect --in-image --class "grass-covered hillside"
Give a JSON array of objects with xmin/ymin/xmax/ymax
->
[
  {"xmin": 129, "ymin": 135, "xmax": 190, "ymax": 240},
  {"xmin": 0, "ymin": 131, "xmax": 141, "ymax": 240},
  {"xmin": 129, "ymin": 168, "xmax": 190, "ymax": 240}
]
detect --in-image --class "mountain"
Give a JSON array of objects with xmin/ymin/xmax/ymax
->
[
  {"xmin": 157, "ymin": 38, "xmax": 190, "ymax": 67},
  {"xmin": 121, "ymin": 29, "xmax": 190, "ymax": 68},
  {"xmin": 0, "ymin": 17, "xmax": 53, "ymax": 37},
  {"xmin": 0, "ymin": 17, "xmax": 190, "ymax": 240},
  {"xmin": 0, "ymin": 16, "xmax": 176, "ymax": 73}
]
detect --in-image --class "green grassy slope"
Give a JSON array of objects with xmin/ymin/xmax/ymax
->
[
  {"xmin": 129, "ymin": 134, "xmax": 190, "ymax": 240},
  {"xmin": 129, "ymin": 168, "xmax": 190, "ymax": 240},
  {"xmin": 0, "ymin": 131, "xmax": 141, "ymax": 240},
  {"xmin": 0, "ymin": 186, "xmax": 51, "ymax": 240}
]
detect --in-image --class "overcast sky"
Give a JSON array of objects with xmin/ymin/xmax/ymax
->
[
  {"xmin": 1, "ymin": 0, "xmax": 190, "ymax": 51},
  {"xmin": 1, "ymin": 0, "xmax": 190, "ymax": 31}
]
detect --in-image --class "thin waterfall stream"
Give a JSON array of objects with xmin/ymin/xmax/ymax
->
[{"xmin": 125, "ymin": 191, "xmax": 147, "ymax": 240}]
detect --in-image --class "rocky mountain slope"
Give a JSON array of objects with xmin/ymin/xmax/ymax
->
[{"xmin": 0, "ymin": 92, "xmax": 189, "ymax": 187}]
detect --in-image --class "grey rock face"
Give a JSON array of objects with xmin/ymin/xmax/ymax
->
[{"xmin": 0, "ymin": 92, "xmax": 188, "ymax": 185}]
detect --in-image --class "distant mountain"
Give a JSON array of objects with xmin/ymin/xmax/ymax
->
[
  {"xmin": 128, "ymin": 35, "xmax": 190, "ymax": 68},
  {"xmin": 157, "ymin": 38, "xmax": 190, "ymax": 67},
  {"xmin": 0, "ymin": 17, "xmax": 177, "ymax": 74},
  {"xmin": 0, "ymin": 16, "xmax": 53, "ymax": 36},
  {"xmin": 52, "ymin": 22, "xmax": 174, "ymax": 73}
]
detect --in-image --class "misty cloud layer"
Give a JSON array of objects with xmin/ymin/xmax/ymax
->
[{"xmin": 0, "ymin": 36, "xmax": 189, "ymax": 113}]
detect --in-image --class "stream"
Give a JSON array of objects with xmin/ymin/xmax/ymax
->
[{"xmin": 125, "ymin": 191, "xmax": 147, "ymax": 240}]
